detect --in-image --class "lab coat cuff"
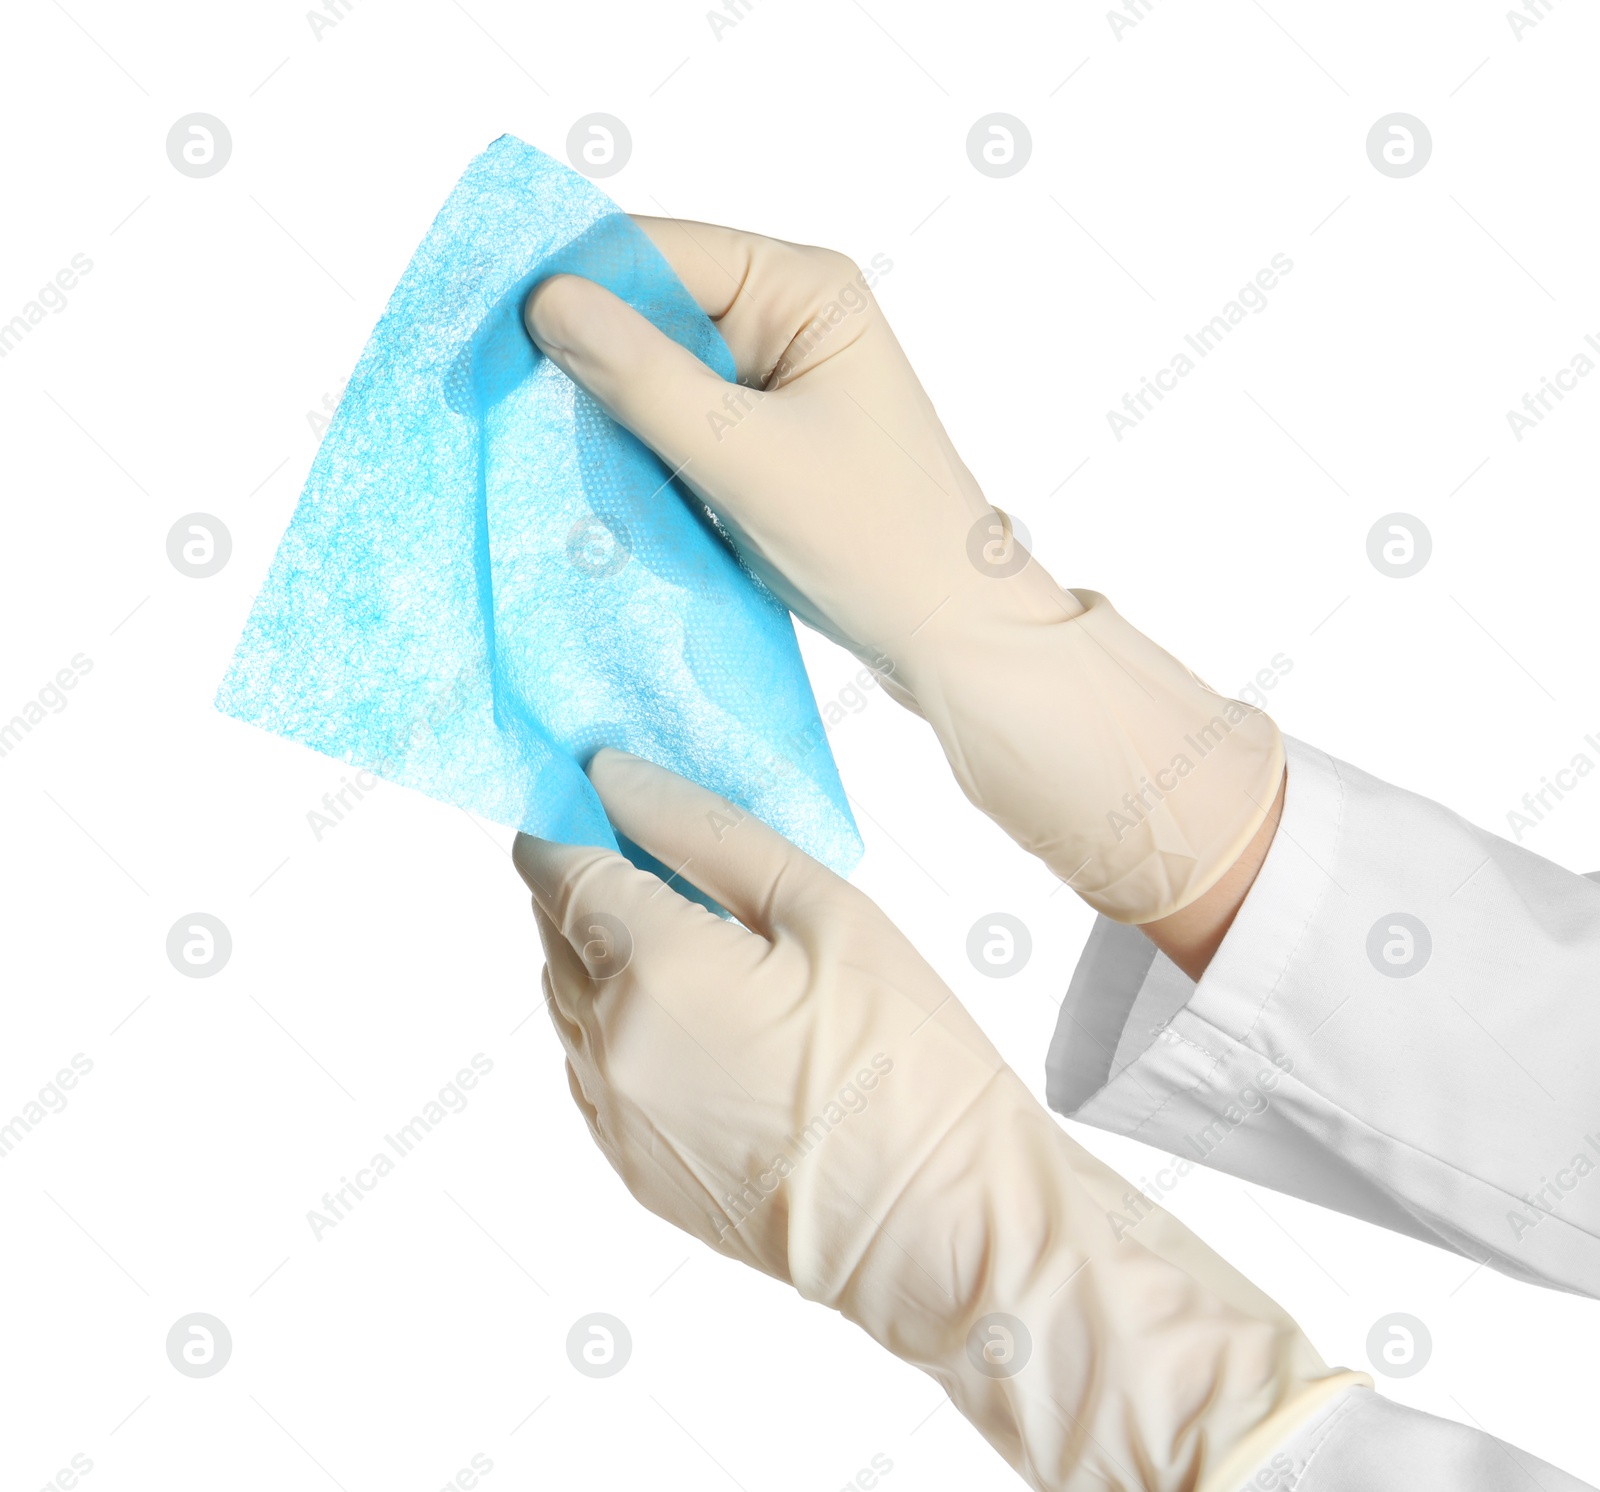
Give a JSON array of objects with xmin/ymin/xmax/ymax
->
[{"xmin": 1044, "ymin": 734, "xmax": 1342, "ymax": 1135}]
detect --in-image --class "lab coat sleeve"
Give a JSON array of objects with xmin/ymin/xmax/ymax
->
[
  {"xmin": 1236, "ymin": 1385, "xmax": 1598, "ymax": 1492},
  {"xmin": 1044, "ymin": 736, "xmax": 1600, "ymax": 1298}
]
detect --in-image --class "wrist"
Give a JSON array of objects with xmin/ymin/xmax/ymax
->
[
  {"xmin": 900, "ymin": 588, "xmax": 1285, "ymax": 923},
  {"xmin": 838, "ymin": 1070, "xmax": 1355, "ymax": 1491},
  {"xmin": 881, "ymin": 537, "xmax": 1083, "ymax": 701},
  {"xmin": 1140, "ymin": 767, "xmax": 1286, "ymax": 979}
]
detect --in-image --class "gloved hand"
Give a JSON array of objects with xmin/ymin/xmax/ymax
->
[
  {"xmin": 525, "ymin": 221, "xmax": 1283, "ymax": 923},
  {"xmin": 516, "ymin": 749, "xmax": 1368, "ymax": 1492}
]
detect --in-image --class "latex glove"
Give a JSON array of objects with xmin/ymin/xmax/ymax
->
[
  {"xmin": 525, "ymin": 221, "xmax": 1282, "ymax": 923},
  {"xmin": 515, "ymin": 749, "xmax": 1368, "ymax": 1492}
]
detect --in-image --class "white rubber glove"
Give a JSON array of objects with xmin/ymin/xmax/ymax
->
[
  {"xmin": 516, "ymin": 749, "xmax": 1368, "ymax": 1492},
  {"xmin": 525, "ymin": 221, "xmax": 1282, "ymax": 922}
]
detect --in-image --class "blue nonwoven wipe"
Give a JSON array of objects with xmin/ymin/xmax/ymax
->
[{"xmin": 216, "ymin": 135, "xmax": 862, "ymax": 878}]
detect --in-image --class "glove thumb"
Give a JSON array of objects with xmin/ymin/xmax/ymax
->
[{"xmin": 585, "ymin": 748, "xmax": 838, "ymax": 937}]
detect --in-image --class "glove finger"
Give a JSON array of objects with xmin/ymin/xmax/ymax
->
[
  {"xmin": 514, "ymin": 833, "xmax": 693, "ymax": 979},
  {"xmin": 522, "ymin": 273, "xmax": 800, "ymax": 582},
  {"xmin": 531, "ymin": 900, "xmax": 591, "ymax": 1051},
  {"xmin": 514, "ymin": 830, "xmax": 759, "ymax": 1000},
  {"xmin": 522, "ymin": 272, "xmax": 972, "ymax": 658},
  {"xmin": 562, "ymin": 1054, "xmax": 608, "ymax": 1153},
  {"xmin": 585, "ymin": 748, "xmax": 840, "ymax": 939},
  {"xmin": 522, "ymin": 274, "xmax": 893, "ymax": 550},
  {"xmin": 627, "ymin": 216, "xmax": 884, "ymax": 389}
]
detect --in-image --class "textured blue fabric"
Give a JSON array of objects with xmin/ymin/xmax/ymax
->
[{"xmin": 216, "ymin": 135, "xmax": 861, "ymax": 875}]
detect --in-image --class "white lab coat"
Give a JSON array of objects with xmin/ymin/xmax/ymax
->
[{"xmin": 1045, "ymin": 736, "xmax": 1599, "ymax": 1490}]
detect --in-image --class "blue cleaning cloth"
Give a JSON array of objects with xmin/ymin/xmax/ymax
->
[{"xmin": 217, "ymin": 135, "xmax": 861, "ymax": 877}]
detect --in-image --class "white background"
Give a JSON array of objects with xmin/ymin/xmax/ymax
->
[{"xmin": 2, "ymin": 0, "xmax": 1597, "ymax": 1488}]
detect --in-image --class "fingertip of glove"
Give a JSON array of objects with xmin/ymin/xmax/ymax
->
[
  {"xmin": 586, "ymin": 745, "xmax": 650, "ymax": 790},
  {"xmin": 511, "ymin": 830, "xmax": 543, "ymax": 889},
  {"xmin": 512, "ymin": 831, "xmax": 583, "ymax": 909},
  {"xmin": 585, "ymin": 744, "xmax": 629, "ymax": 770},
  {"xmin": 523, "ymin": 274, "xmax": 588, "ymax": 352}
]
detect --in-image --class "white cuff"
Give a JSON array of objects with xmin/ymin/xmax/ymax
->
[
  {"xmin": 1228, "ymin": 1385, "xmax": 1596, "ymax": 1492},
  {"xmin": 1045, "ymin": 736, "xmax": 1600, "ymax": 1298}
]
